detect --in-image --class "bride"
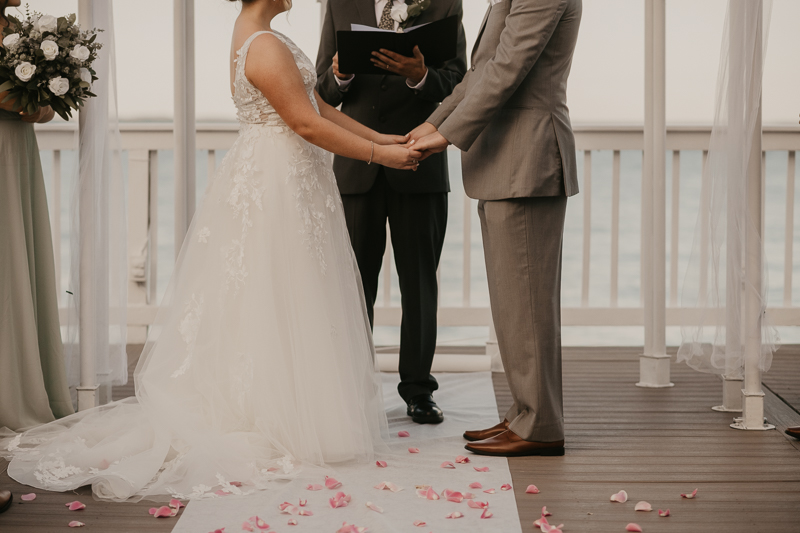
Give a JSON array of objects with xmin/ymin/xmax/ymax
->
[{"xmin": 0, "ymin": 0, "xmax": 421, "ymax": 502}]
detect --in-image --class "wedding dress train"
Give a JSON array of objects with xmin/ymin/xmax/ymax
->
[{"xmin": 0, "ymin": 30, "xmax": 388, "ymax": 502}]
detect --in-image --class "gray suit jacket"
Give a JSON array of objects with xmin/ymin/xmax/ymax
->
[
  {"xmin": 316, "ymin": 0, "xmax": 467, "ymax": 195},
  {"xmin": 428, "ymin": 0, "xmax": 582, "ymax": 199}
]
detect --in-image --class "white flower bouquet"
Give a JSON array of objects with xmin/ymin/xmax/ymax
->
[{"xmin": 0, "ymin": 7, "xmax": 102, "ymax": 120}]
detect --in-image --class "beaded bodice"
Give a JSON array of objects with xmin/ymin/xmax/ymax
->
[{"xmin": 233, "ymin": 30, "xmax": 319, "ymax": 126}]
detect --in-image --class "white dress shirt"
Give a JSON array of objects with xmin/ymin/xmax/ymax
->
[{"xmin": 335, "ymin": 0, "xmax": 429, "ymax": 91}]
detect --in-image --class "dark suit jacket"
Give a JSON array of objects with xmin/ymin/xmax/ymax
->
[{"xmin": 316, "ymin": 0, "xmax": 467, "ymax": 195}]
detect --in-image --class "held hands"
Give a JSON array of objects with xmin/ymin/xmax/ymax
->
[
  {"xmin": 374, "ymin": 142, "xmax": 423, "ymax": 171},
  {"xmin": 407, "ymin": 122, "xmax": 449, "ymax": 160},
  {"xmin": 371, "ymin": 46, "xmax": 427, "ymax": 85},
  {"xmin": 375, "ymin": 133, "xmax": 409, "ymax": 146}
]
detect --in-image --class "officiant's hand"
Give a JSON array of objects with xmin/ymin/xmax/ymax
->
[
  {"xmin": 407, "ymin": 122, "xmax": 438, "ymax": 143},
  {"xmin": 371, "ymin": 46, "xmax": 427, "ymax": 85},
  {"xmin": 332, "ymin": 53, "xmax": 353, "ymax": 81}
]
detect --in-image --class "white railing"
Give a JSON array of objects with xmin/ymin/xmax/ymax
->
[{"xmin": 35, "ymin": 123, "xmax": 800, "ymax": 342}]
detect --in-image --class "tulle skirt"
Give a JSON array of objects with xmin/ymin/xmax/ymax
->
[{"xmin": 0, "ymin": 123, "xmax": 388, "ymax": 502}]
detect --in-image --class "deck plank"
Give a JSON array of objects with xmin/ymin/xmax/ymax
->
[
  {"xmin": 2, "ymin": 347, "xmax": 798, "ymax": 532},
  {"xmin": 493, "ymin": 349, "xmax": 800, "ymax": 533}
]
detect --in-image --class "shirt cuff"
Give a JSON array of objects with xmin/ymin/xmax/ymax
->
[
  {"xmin": 335, "ymin": 74, "xmax": 355, "ymax": 91},
  {"xmin": 406, "ymin": 69, "xmax": 429, "ymax": 91}
]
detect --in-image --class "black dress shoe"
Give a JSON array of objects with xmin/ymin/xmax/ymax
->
[
  {"xmin": 407, "ymin": 394, "xmax": 444, "ymax": 424},
  {"xmin": 0, "ymin": 490, "xmax": 12, "ymax": 514}
]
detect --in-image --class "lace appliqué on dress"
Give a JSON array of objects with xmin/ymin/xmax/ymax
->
[{"xmin": 172, "ymin": 293, "xmax": 205, "ymax": 378}]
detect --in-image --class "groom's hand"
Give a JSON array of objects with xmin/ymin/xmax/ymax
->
[
  {"xmin": 408, "ymin": 122, "xmax": 438, "ymax": 144},
  {"xmin": 371, "ymin": 46, "xmax": 427, "ymax": 85},
  {"xmin": 414, "ymin": 131, "xmax": 450, "ymax": 160}
]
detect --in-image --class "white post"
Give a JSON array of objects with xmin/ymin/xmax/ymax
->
[
  {"xmin": 732, "ymin": 0, "xmax": 773, "ymax": 431},
  {"xmin": 127, "ymin": 150, "xmax": 150, "ymax": 344},
  {"xmin": 76, "ymin": 0, "xmax": 98, "ymax": 410},
  {"xmin": 174, "ymin": 0, "xmax": 196, "ymax": 258},
  {"xmin": 638, "ymin": 0, "xmax": 673, "ymax": 388}
]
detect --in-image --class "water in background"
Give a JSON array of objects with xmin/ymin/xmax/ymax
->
[{"xmin": 40, "ymin": 147, "xmax": 800, "ymax": 347}]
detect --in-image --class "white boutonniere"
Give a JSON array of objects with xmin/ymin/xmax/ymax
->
[{"xmin": 392, "ymin": 0, "xmax": 431, "ymax": 33}]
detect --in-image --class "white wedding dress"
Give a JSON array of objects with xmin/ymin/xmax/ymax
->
[{"xmin": 0, "ymin": 30, "xmax": 388, "ymax": 502}]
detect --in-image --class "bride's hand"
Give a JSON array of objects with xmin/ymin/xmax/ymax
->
[
  {"xmin": 375, "ymin": 133, "xmax": 409, "ymax": 146},
  {"xmin": 374, "ymin": 144, "xmax": 422, "ymax": 171}
]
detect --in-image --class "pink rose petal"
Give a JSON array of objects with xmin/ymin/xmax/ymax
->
[
  {"xmin": 374, "ymin": 481, "xmax": 402, "ymax": 492},
  {"xmin": 464, "ymin": 492, "xmax": 475, "ymax": 499},
  {"xmin": 169, "ymin": 499, "xmax": 185, "ymax": 510},
  {"xmin": 242, "ymin": 522, "xmax": 255, "ymax": 532},
  {"xmin": 415, "ymin": 487, "xmax": 440, "ymax": 500},
  {"xmin": 66, "ymin": 501, "xmax": 86, "ymax": 511},
  {"xmin": 469, "ymin": 482, "xmax": 482, "ymax": 489},
  {"xmin": 267, "ymin": 467, "xmax": 279, "ymax": 472},
  {"xmin": 626, "ymin": 524, "xmax": 643, "ymax": 532},
  {"xmin": 455, "ymin": 455, "xmax": 470, "ymax": 464},
  {"xmin": 534, "ymin": 516, "xmax": 549, "ymax": 529},
  {"xmin": 610, "ymin": 489, "xmax": 628, "ymax": 503},
  {"xmin": 441, "ymin": 461, "xmax": 456, "ymax": 469},
  {"xmin": 542, "ymin": 506, "xmax": 552, "ymax": 517},
  {"xmin": 20, "ymin": 493, "xmax": 36, "ymax": 501},
  {"xmin": 483, "ymin": 488, "xmax": 496, "ymax": 494},
  {"xmin": 445, "ymin": 490, "xmax": 464, "ymax": 503},
  {"xmin": 481, "ymin": 508, "xmax": 493, "ymax": 519},
  {"xmin": 337, "ymin": 523, "xmax": 368, "ymax": 533},
  {"xmin": 526, "ymin": 485, "xmax": 540, "ymax": 494},
  {"xmin": 542, "ymin": 523, "xmax": 565, "ymax": 533},
  {"xmin": 467, "ymin": 500, "xmax": 489, "ymax": 509},
  {"xmin": 376, "ymin": 460, "xmax": 388, "ymax": 468},
  {"xmin": 299, "ymin": 499, "xmax": 307, "ymax": 507},
  {"xmin": 474, "ymin": 466, "xmax": 490, "ymax": 472},
  {"xmin": 408, "ymin": 447, "xmax": 420, "ymax": 454},
  {"xmin": 306, "ymin": 484, "xmax": 323, "ymax": 491},
  {"xmin": 230, "ymin": 481, "xmax": 243, "ymax": 487},
  {"xmin": 635, "ymin": 501, "xmax": 652, "ymax": 512},
  {"xmin": 214, "ymin": 490, "xmax": 230, "ymax": 496},
  {"xmin": 366, "ymin": 501, "xmax": 384, "ymax": 513},
  {"xmin": 681, "ymin": 488, "xmax": 698, "ymax": 499},
  {"xmin": 288, "ymin": 519, "xmax": 298, "ymax": 525},
  {"xmin": 325, "ymin": 476, "xmax": 343, "ymax": 490},
  {"xmin": 398, "ymin": 431, "xmax": 410, "ymax": 438},
  {"xmin": 68, "ymin": 521, "xmax": 85, "ymax": 528},
  {"xmin": 445, "ymin": 511, "xmax": 464, "ymax": 519},
  {"xmin": 501, "ymin": 483, "xmax": 512, "ymax": 491},
  {"xmin": 413, "ymin": 520, "xmax": 426, "ymax": 527},
  {"xmin": 152, "ymin": 506, "xmax": 174, "ymax": 518},
  {"xmin": 299, "ymin": 509, "xmax": 313, "ymax": 516},
  {"xmin": 658, "ymin": 509, "xmax": 670, "ymax": 517},
  {"xmin": 254, "ymin": 516, "xmax": 269, "ymax": 530},
  {"xmin": 329, "ymin": 491, "xmax": 351, "ymax": 509}
]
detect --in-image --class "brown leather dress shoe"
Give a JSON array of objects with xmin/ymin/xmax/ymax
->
[
  {"xmin": 786, "ymin": 426, "xmax": 800, "ymax": 439},
  {"xmin": 0, "ymin": 490, "xmax": 12, "ymax": 514},
  {"xmin": 463, "ymin": 419, "xmax": 509, "ymax": 442},
  {"xmin": 465, "ymin": 430, "xmax": 565, "ymax": 457}
]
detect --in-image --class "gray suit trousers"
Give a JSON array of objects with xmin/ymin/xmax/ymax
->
[{"xmin": 478, "ymin": 196, "xmax": 567, "ymax": 442}]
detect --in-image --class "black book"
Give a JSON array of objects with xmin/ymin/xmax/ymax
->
[{"xmin": 336, "ymin": 16, "xmax": 459, "ymax": 76}]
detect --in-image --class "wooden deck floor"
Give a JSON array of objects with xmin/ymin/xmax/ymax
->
[{"xmin": 2, "ymin": 347, "xmax": 799, "ymax": 532}]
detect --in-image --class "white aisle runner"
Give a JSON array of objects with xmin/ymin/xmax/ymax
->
[{"xmin": 173, "ymin": 372, "xmax": 522, "ymax": 533}]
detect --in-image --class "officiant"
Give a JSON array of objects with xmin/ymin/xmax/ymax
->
[{"xmin": 316, "ymin": 0, "xmax": 466, "ymax": 424}]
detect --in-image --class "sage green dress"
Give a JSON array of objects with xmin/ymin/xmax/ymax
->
[{"xmin": 0, "ymin": 109, "xmax": 74, "ymax": 430}]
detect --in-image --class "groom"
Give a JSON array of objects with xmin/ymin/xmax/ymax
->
[
  {"xmin": 412, "ymin": 0, "xmax": 582, "ymax": 456},
  {"xmin": 316, "ymin": 0, "xmax": 467, "ymax": 424}
]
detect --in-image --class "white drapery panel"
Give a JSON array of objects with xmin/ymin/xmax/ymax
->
[
  {"xmin": 64, "ymin": 1, "xmax": 128, "ymax": 401},
  {"xmin": 677, "ymin": 0, "xmax": 774, "ymax": 376}
]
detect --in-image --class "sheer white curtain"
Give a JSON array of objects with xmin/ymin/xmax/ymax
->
[
  {"xmin": 677, "ymin": 0, "xmax": 774, "ymax": 376},
  {"xmin": 64, "ymin": 1, "xmax": 128, "ymax": 402}
]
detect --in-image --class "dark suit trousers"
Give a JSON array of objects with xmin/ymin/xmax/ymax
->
[
  {"xmin": 341, "ymin": 169, "xmax": 447, "ymax": 403},
  {"xmin": 478, "ymin": 196, "xmax": 567, "ymax": 442}
]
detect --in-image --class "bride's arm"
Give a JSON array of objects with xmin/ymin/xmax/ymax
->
[
  {"xmin": 314, "ymin": 90, "xmax": 407, "ymax": 146},
  {"xmin": 246, "ymin": 35, "xmax": 419, "ymax": 170}
]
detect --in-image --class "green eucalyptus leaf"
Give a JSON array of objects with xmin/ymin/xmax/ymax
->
[{"xmin": 0, "ymin": 80, "xmax": 14, "ymax": 93}]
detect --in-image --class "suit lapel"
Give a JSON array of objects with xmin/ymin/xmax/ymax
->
[
  {"xmin": 355, "ymin": 0, "xmax": 378, "ymax": 27},
  {"xmin": 471, "ymin": 5, "xmax": 492, "ymax": 61}
]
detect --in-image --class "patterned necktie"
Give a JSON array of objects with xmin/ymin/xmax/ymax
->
[{"xmin": 378, "ymin": 1, "xmax": 395, "ymax": 30}]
